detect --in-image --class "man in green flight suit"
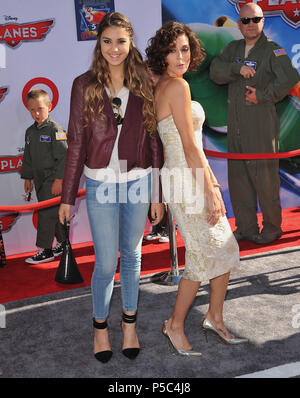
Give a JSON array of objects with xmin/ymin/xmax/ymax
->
[
  {"xmin": 210, "ymin": 3, "xmax": 300, "ymax": 244},
  {"xmin": 21, "ymin": 89, "xmax": 67, "ymax": 263}
]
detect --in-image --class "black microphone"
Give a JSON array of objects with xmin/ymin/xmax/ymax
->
[
  {"xmin": 112, "ymin": 97, "xmax": 123, "ymax": 125},
  {"xmin": 112, "ymin": 97, "xmax": 122, "ymax": 107}
]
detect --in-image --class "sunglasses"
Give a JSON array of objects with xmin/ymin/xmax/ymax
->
[
  {"xmin": 112, "ymin": 97, "xmax": 123, "ymax": 125},
  {"xmin": 240, "ymin": 16, "xmax": 263, "ymax": 25}
]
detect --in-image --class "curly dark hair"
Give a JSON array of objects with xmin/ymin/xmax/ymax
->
[{"xmin": 146, "ymin": 20, "xmax": 205, "ymax": 76}]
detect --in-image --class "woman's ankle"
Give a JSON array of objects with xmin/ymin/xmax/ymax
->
[
  {"xmin": 167, "ymin": 316, "xmax": 185, "ymax": 333},
  {"xmin": 205, "ymin": 311, "xmax": 224, "ymax": 325}
]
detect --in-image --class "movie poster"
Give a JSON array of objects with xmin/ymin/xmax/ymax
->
[
  {"xmin": 162, "ymin": 0, "xmax": 300, "ymax": 216},
  {"xmin": 74, "ymin": 0, "xmax": 115, "ymax": 41}
]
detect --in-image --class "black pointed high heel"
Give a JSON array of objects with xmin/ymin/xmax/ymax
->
[
  {"xmin": 121, "ymin": 312, "xmax": 140, "ymax": 360},
  {"xmin": 93, "ymin": 318, "xmax": 113, "ymax": 363}
]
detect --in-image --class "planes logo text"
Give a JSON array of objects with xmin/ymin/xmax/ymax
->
[
  {"xmin": 0, "ymin": 155, "xmax": 23, "ymax": 174},
  {"xmin": 0, "ymin": 19, "xmax": 54, "ymax": 48},
  {"xmin": 229, "ymin": 0, "xmax": 300, "ymax": 28},
  {"xmin": 0, "ymin": 213, "xmax": 19, "ymax": 232},
  {"xmin": 0, "ymin": 87, "xmax": 8, "ymax": 103}
]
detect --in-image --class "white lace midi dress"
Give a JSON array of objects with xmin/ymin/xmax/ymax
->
[{"xmin": 157, "ymin": 101, "xmax": 240, "ymax": 282}]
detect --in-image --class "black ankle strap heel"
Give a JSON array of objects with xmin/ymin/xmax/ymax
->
[
  {"xmin": 93, "ymin": 318, "xmax": 113, "ymax": 363},
  {"xmin": 93, "ymin": 318, "xmax": 108, "ymax": 329},
  {"xmin": 122, "ymin": 312, "xmax": 137, "ymax": 324},
  {"xmin": 121, "ymin": 312, "xmax": 140, "ymax": 360}
]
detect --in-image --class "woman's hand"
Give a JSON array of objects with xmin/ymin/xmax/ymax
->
[
  {"xmin": 206, "ymin": 187, "xmax": 226, "ymax": 226},
  {"xmin": 58, "ymin": 203, "xmax": 74, "ymax": 225},
  {"xmin": 51, "ymin": 179, "xmax": 63, "ymax": 196},
  {"xmin": 150, "ymin": 203, "xmax": 165, "ymax": 226}
]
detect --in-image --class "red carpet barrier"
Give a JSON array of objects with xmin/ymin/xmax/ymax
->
[
  {"xmin": 0, "ymin": 149, "xmax": 300, "ymax": 214},
  {"xmin": 0, "ymin": 188, "xmax": 86, "ymax": 213},
  {"xmin": 204, "ymin": 148, "xmax": 300, "ymax": 160}
]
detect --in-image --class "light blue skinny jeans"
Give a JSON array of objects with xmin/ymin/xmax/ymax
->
[{"xmin": 86, "ymin": 173, "xmax": 151, "ymax": 320}]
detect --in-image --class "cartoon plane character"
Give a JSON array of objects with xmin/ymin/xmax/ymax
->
[{"xmin": 83, "ymin": 7, "xmax": 106, "ymax": 24}]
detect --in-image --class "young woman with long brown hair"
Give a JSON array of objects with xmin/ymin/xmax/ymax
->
[{"xmin": 59, "ymin": 12, "xmax": 164, "ymax": 363}]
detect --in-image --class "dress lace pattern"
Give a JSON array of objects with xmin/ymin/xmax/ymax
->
[{"xmin": 157, "ymin": 101, "xmax": 239, "ymax": 282}]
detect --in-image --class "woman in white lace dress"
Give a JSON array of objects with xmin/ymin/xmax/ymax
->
[{"xmin": 146, "ymin": 21, "xmax": 248, "ymax": 355}]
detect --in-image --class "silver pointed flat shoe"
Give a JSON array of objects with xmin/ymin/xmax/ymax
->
[
  {"xmin": 162, "ymin": 321, "xmax": 202, "ymax": 357},
  {"xmin": 201, "ymin": 318, "xmax": 248, "ymax": 345}
]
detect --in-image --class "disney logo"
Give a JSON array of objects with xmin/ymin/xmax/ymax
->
[{"xmin": 3, "ymin": 15, "xmax": 18, "ymax": 22}]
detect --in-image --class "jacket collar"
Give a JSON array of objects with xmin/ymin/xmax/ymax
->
[
  {"xmin": 35, "ymin": 116, "xmax": 52, "ymax": 130},
  {"xmin": 251, "ymin": 31, "xmax": 267, "ymax": 50},
  {"xmin": 242, "ymin": 31, "xmax": 267, "ymax": 56}
]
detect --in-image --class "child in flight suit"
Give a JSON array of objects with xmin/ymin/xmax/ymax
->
[{"xmin": 21, "ymin": 89, "xmax": 67, "ymax": 264}]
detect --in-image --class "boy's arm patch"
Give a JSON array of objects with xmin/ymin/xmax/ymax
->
[{"xmin": 55, "ymin": 131, "xmax": 67, "ymax": 140}]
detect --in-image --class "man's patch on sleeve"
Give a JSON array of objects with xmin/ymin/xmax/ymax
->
[
  {"xmin": 55, "ymin": 131, "xmax": 67, "ymax": 140},
  {"xmin": 273, "ymin": 48, "xmax": 287, "ymax": 57}
]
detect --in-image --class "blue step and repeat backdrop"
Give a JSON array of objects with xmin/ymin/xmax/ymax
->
[{"xmin": 162, "ymin": 0, "xmax": 300, "ymax": 218}]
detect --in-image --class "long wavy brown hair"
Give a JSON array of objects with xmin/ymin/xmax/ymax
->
[
  {"xmin": 83, "ymin": 12, "xmax": 156, "ymax": 134},
  {"xmin": 146, "ymin": 21, "xmax": 205, "ymax": 76}
]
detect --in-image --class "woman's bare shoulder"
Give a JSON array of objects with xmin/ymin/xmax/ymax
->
[
  {"xmin": 165, "ymin": 77, "xmax": 189, "ymax": 91},
  {"xmin": 160, "ymin": 78, "xmax": 190, "ymax": 103}
]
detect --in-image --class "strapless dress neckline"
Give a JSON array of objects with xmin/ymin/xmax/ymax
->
[{"xmin": 157, "ymin": 100, "xmax": 202, "ymax": 125}]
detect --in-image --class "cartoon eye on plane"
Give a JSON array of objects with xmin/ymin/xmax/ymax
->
[
  {"xmin": 82, "ymin": 7, "xmax": 106, "ymax": 25},
  {"xmin": 0, "ymin": 87, "xmax": 8, "ymax": 103}
]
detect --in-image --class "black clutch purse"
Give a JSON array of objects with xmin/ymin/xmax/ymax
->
[{"xmin": 55, "ymin": 220, "xmax": 84, "ymax": 284}]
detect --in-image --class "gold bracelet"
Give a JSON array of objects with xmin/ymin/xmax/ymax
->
[{"xmin": 213, "ymin": 183, "xmax": 220, "ymax": 188}]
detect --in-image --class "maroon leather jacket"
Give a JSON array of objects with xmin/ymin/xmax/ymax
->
[{"xmin": 61, "ymin": 71, "xmax": 164, "ymax": 205}]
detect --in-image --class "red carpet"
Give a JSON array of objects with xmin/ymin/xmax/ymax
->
[{"xmin": 1, "ymin": 207, "xmax": 299, "ymax": 303}]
